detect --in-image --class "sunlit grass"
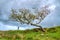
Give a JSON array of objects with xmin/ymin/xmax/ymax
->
[{"xmin": 0, "ymin": 26, "xmax": 60, "ymax": 40}]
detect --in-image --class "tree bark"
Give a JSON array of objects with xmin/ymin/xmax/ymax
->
[
  {"xmin": 18, "ymin": 26, "xmax": 19, "ymax": 30},
  {"xmin": 19, "ymin": 19, "xmax": 46, "ymax": 32},
  {"xmin": 30, "ymin": 23, "xmax": 46, "ymax": 32}
]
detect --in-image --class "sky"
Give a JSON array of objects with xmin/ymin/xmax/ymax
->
[{"xmin": 0, "ymin": 0, "xmax": 60, "ymax": 30}]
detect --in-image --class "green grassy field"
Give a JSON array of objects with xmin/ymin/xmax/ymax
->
[{"xmin": 0, "ymin": 26, "xmax": 60, "ymax": 40}]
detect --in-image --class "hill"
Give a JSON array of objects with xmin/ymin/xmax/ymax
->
[{"xmin": 0, "ymin": 26, "xmax": 60, "ymax": 40}]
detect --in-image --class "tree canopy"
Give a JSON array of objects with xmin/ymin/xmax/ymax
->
[{"xmin": 10, "ymin": 5, "xmax": 50, "ymax": 32}]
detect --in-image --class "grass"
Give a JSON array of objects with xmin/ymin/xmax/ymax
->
[{"xmin": 0, "ymin": 26, "xmax": 60, "ymax": 40}]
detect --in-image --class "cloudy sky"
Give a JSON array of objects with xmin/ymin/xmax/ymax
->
[{"xmin": 0, "ymin": 0, "xmax": 60, "ymax": 30}]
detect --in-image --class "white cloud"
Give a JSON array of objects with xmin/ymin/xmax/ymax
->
[
  {"xmin": 0, "ymin": 0, "xmax": 60, "ymax": 29},
  {"xmin": 0, "ymin": 22, "xmax": 17, "ymax": 30},
  {"xmin": 48, "ymin": 4, "xmax": 56, "ymax": 11},
  {"xmin": 5, "ymin": 25, "xmax": 17, "ymax": 30}
]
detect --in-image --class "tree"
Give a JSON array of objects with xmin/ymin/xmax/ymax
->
[{"xmin": 10, "ymin": 5, "xmax": 50, "ymax": 32}]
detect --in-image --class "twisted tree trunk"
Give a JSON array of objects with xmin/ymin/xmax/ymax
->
[{"xmin": 30, "ymin": 23, "xmax": 46, "ymax": 32}]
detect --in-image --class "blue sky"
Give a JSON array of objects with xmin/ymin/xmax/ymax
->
[{"xmin": 0, "ymin": 0, "xmax": 60, "ymax": 30}]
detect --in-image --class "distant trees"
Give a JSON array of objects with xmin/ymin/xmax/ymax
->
[{"xmin": 10, "ymin": 5, "xmax": 50, "ymax": 32}]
